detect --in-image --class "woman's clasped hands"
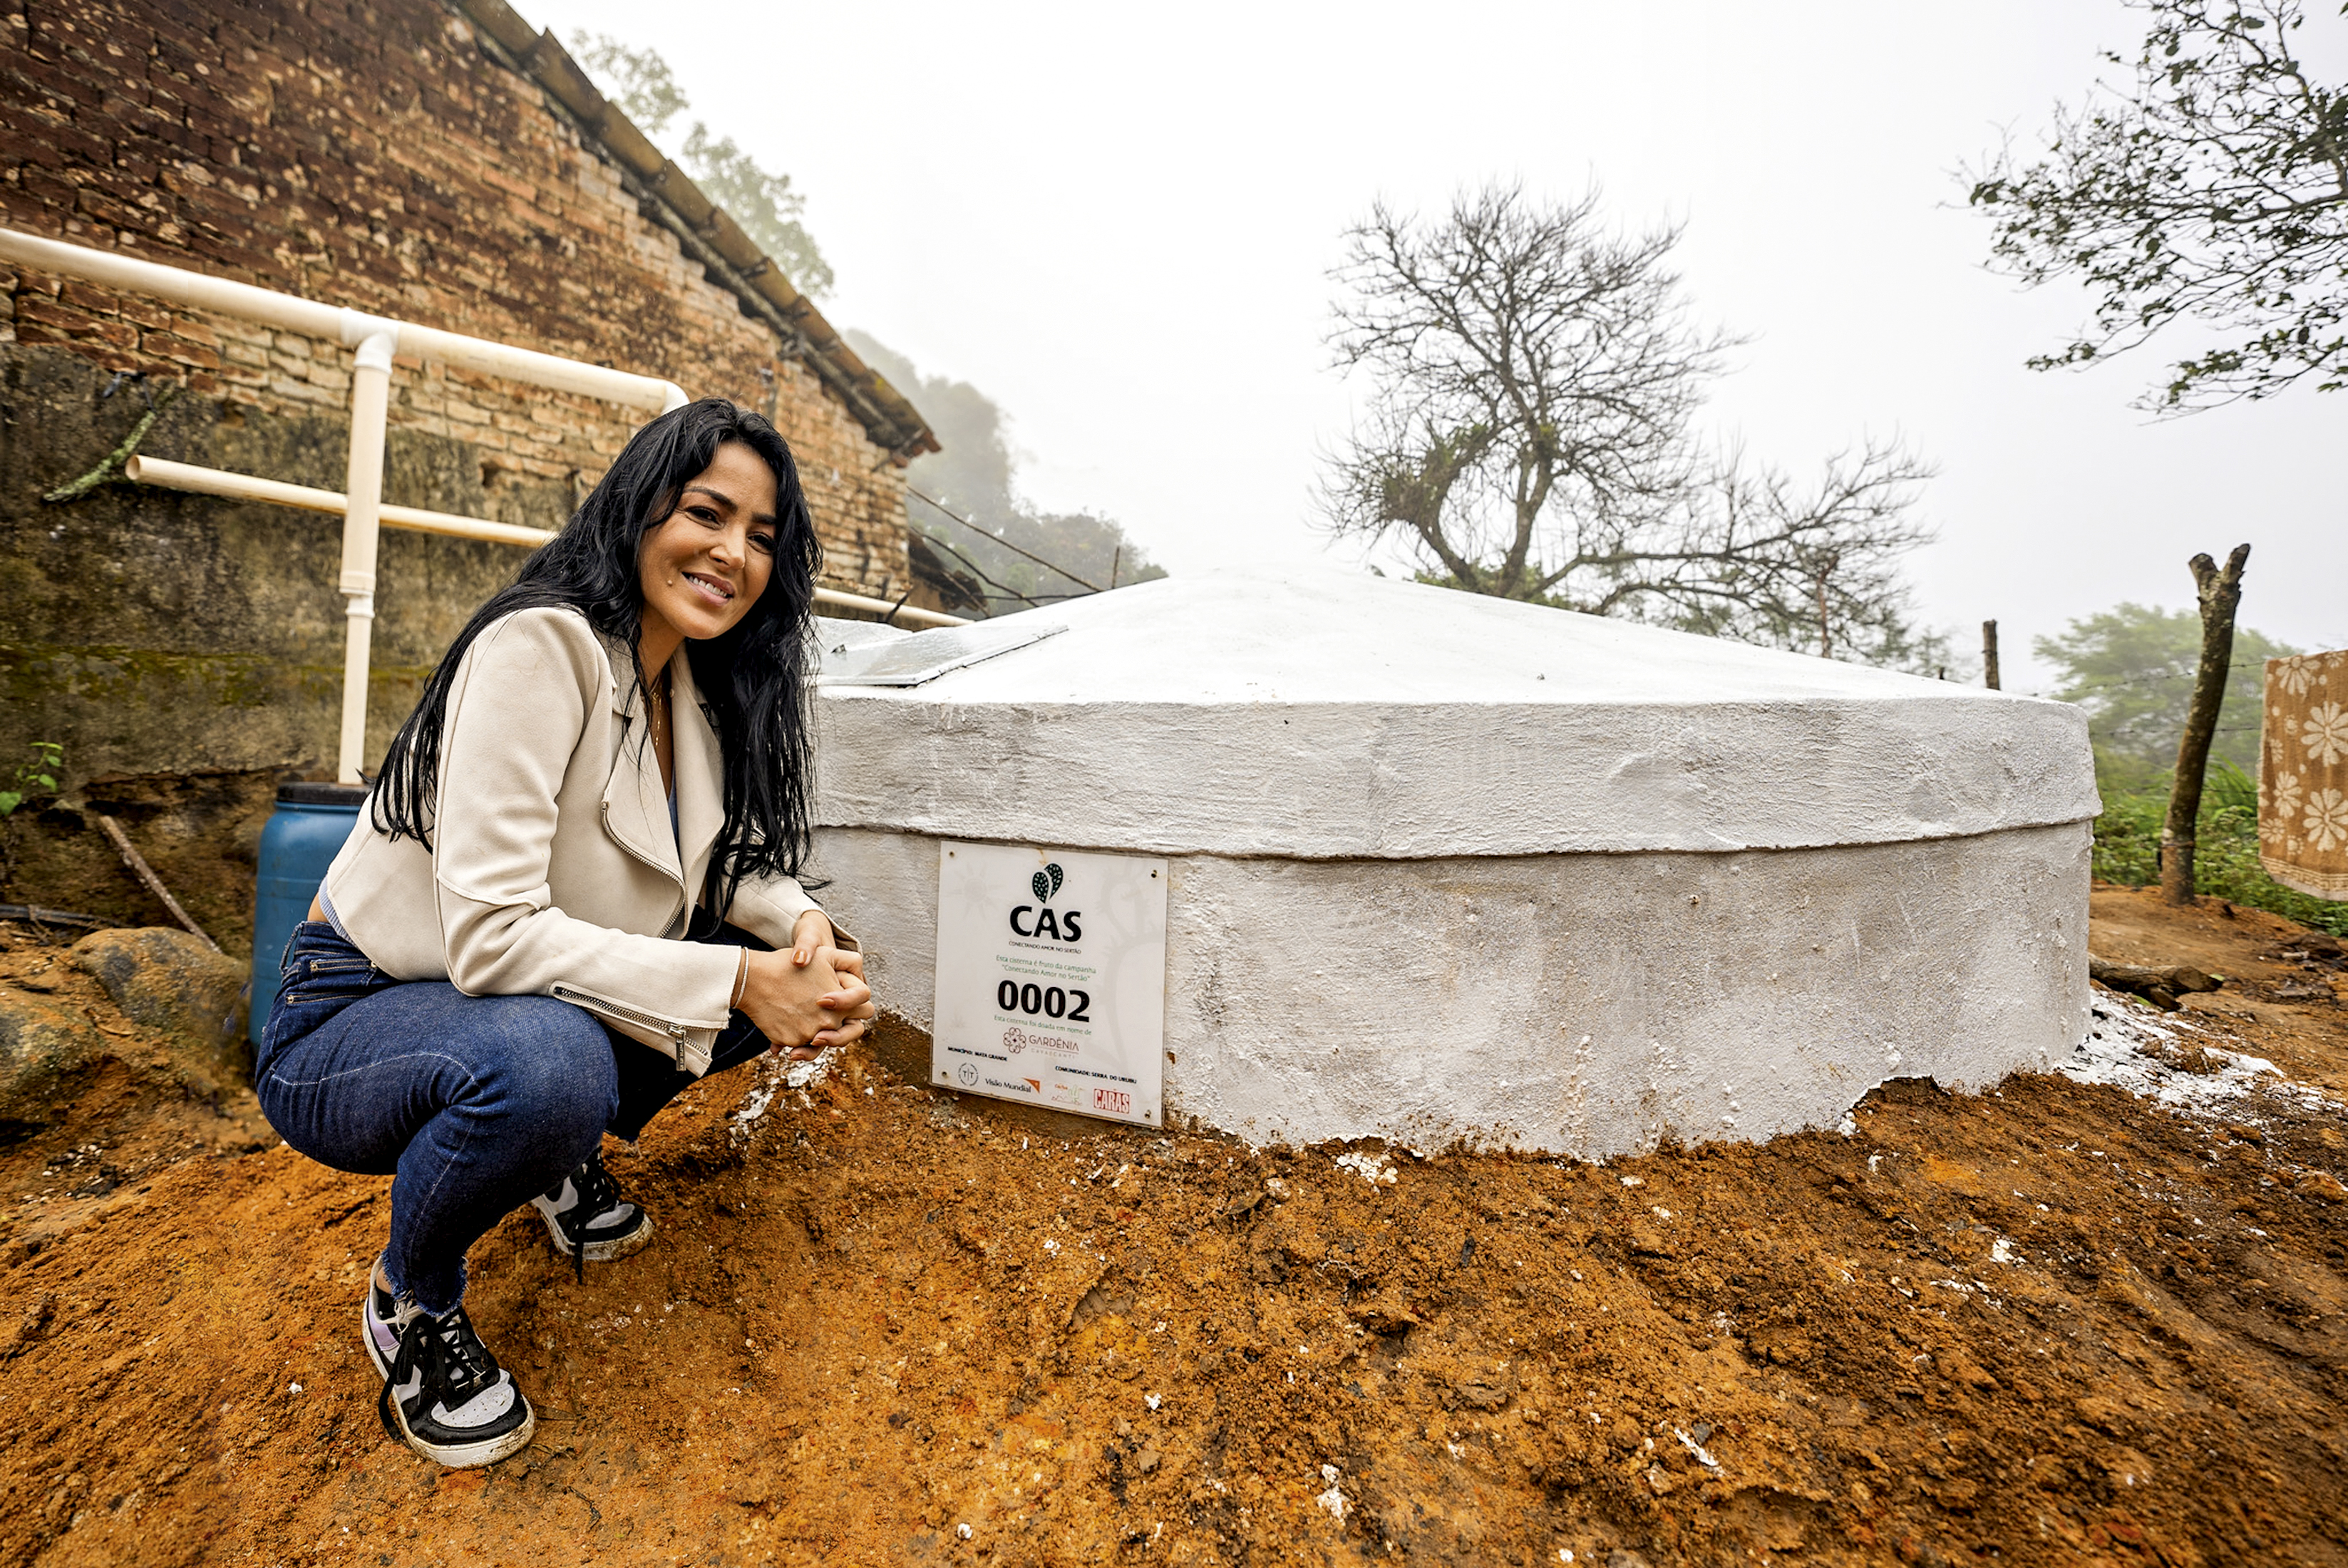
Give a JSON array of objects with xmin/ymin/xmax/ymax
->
[{"xmin": 736, "ymin": 910, "xmax": 875, "ymax": 1061}]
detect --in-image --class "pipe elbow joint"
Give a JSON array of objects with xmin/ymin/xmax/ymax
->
[{"xmin": 339, "ymin": 309, "xmax": 400, "ymax": 371}]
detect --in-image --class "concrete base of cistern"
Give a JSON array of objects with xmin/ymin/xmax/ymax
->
[{"xmin": 810, "ymin": 820, "xmax": 2091, "ymax": 1160}]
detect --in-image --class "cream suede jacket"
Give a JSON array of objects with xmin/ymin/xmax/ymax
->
[{"xmin": 321, "ymin": 605, "xmax": 843, "ymax": 1075}]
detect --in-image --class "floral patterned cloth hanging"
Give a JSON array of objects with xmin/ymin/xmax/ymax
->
[{"xmin": 2262, "ymin": 651, "xmax": 2348, "ymax": 900}]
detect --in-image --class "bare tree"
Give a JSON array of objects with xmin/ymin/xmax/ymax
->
[
  {"xmin": 1966, "ymin": 0, "xmax": 2347, "ymax": 411},
  {"xmin": 1320, "ymin": 184, "xmax": 1946, "ymax": 667},
  {"xmin": 1654, "ymin": 442, "xmax": 1946, "ymax": 670}
]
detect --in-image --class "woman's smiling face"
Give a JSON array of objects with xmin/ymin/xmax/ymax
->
[{"xmin": 637, "ymin": 440, "xmax": 778, "ymax": 649}]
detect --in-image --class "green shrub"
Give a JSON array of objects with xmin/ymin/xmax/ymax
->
[
  {"xmin": 0, "ymin": 741, "xmax": 62, "ymax": 818},
  {"xmin": 2091, "ymin": 791, "xmax": 2164, "ymax": 888},
  {"xmin": 2093, "ymin": 784, "xmax": 2348, "ymax": 937},
  {"xmin": 2203, "ymin": 757, "xmax": 2259, "ymax": 815}
]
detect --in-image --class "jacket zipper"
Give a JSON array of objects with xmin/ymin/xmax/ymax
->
[
  {"xmin": 550, "ymin": 984, "xmax": 689, "ymax": 1044},
  {"xmin": 600, "ymin": 799, "xmax": 689, "ymax": 937}
]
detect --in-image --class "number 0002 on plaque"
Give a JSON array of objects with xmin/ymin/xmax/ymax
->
[{"xmin": 930, "ymin": 840, "xmax": 1168, "ymax": 1126}]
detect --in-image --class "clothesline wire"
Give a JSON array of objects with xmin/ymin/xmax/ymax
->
[
  {"xmin": 905, "ymin": 485, "xmax": 1103, "ymax": 594},
  {"xmin": 908, "ymin": 524, "xmax": 1048, "ymax": 610}
]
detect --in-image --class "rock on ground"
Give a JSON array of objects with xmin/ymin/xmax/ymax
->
[
  {"xmin": 0, "ymin": 990, "xmax": 100, "ymax": 1128},
  {"xmin": 69, "ymin": 927, "xmax": 247, "ymax": 1086}
]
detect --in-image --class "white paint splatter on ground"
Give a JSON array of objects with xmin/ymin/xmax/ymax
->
[
  {"xmin": 1671, "ymin": 1426, "xmax": 1720, "ymax": 1470},
  {"xmin": 728, "ymin": 1048, "xmax": 841, "ymax": 1141},
  {"xmin": 1314, "ymin": 1464, "xmax": 1348, "ymax": 1522},
  {"xmin": 783, "ymin": 1047, "xmax": 841, "ymax": 1092},
  {"xmin": 728, "ymin": 1077, "xmax": 778, "ymax": 1138},
  {"xmin": 2059, "ymin": 995, "xmax": 2339, "ymax": 1124},
  {"xmin": 1334, "ymin": 1151, "xmax": 1398, "ymax": 1186}
]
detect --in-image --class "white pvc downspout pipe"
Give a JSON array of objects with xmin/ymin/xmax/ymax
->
[{"xmin": 336, "ymin": 326, "xmax": 397, "ymax": 784}]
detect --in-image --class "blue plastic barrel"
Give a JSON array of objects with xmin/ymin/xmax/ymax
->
[{"xmin": 249, "ymin": 781, "xmax": 367, "ymax": 1047}]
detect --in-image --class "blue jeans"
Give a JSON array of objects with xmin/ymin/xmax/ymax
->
[{"xmin": 254, "ymin": 917, "xmax": 771, "ymax": 1314}]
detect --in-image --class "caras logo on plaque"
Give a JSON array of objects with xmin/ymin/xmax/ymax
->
[{"xmin": 930, "ymin": 842, "xmax": 1168, "ymax": 1126}]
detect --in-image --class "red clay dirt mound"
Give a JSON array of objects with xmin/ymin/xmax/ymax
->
[{"xmin": 2, "ymin": 886, "xmax": 2346, "ymax": 1567}]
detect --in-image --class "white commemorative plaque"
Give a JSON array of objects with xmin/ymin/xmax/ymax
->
[{"xmin": 931, "ymin": 840, "xmax": 1168, "ymax": 1126}]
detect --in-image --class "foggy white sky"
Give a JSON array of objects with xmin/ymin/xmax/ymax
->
[{"xmin": 531, "ymin": 0, "xmax": 2342, "ymax": 692}]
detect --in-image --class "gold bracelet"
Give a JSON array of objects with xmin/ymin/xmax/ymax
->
[{"xmin": 730, "ymin": 949, "xmax": 749, "ymax": 1011}]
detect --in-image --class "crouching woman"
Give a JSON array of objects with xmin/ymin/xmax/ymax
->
[{"xmin": 254, "ymin": 399, "xmax": 873, "ymax": 1468}]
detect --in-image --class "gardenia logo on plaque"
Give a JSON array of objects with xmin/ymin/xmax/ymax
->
[{"xmin": 931, "ymin": 841, "xmax": 1168, "ymax": 1126}]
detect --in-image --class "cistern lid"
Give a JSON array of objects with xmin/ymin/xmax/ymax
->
[{"xmin": 813, "ymin": 568, "xmax": 2096, "ymax": 859}]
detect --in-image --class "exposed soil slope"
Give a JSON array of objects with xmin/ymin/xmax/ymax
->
[{"xmin": 2, "ymin": 887, "xmax": 2345, "ymax": 1567}]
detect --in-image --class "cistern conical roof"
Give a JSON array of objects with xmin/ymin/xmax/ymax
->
[{"xmin": 813, "ymin": 568, "xmax": 2097, "ymax": 859}]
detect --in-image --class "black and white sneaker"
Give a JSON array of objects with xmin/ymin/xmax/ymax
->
[
  {"xmin": 532, "ymin": 1148, "xmax": 654, "ymax": 1281},
  {"xmin": 361, "ymin": 1266, "xmax": 535, "ymax": 1468}
]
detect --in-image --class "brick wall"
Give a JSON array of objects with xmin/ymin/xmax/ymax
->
[{"xmin": 0, "ymin": 0, "xmax": 915, "ymax": 587}]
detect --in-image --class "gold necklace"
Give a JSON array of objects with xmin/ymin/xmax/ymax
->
[{"xmin": 645, "ymin": 668, "xmax": 670, "ymax": 752}]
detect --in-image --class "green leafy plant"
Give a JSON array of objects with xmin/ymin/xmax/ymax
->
[
  {"xmin": 2203, "ymin": 756, "xmax": 2260, "ymax": 816},
  {"xmin": 2092, "ymin": 791, "xmax": 2166, "ymax": 887},
  {"xmin": 0, "ymin": 741, "xmax": 63, "ymax": 818}
]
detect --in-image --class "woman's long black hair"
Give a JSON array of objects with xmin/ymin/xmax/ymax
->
[{"xmin": 371, "ymin": 398, "xmax": 823, "ymax": 913}]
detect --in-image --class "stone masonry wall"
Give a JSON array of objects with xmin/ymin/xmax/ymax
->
[
  {"xmin": 1, "ymin": 344, "xmax": 590, "ymax": 780},
  {"xmin": 0, "ymin": 0, "xmax": 920, "ymax": 786}
]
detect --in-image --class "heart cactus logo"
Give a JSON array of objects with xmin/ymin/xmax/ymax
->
[{"xmin": 1031, "ymin": 862, "xmax": 1064, "ymax": 902}]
